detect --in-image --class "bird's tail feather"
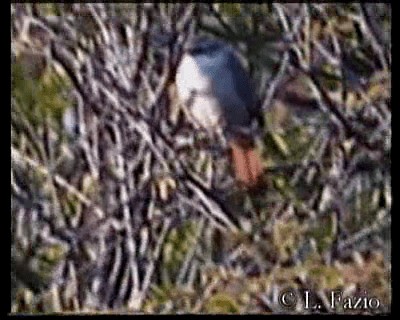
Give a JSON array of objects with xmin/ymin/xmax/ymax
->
[{"xmin": 229, "ymin": 139, "xmax": 264, "ymax": 188}]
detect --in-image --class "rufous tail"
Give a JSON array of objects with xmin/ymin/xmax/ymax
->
[{"xmin": 229, "ymin": 138, "xmax": 264, "ymax": 188}]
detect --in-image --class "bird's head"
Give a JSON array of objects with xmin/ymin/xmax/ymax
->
[{"xmin": 184, "ymin": 36, "xmax": 228, "ymax": 58}]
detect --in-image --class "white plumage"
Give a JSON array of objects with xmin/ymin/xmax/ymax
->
[{"xmin": 176, "ymin": 52, "xmax": 224, "ymax": 129}]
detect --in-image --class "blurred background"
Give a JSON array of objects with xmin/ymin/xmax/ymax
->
[{"xmin": 11, "ymin": 3, "xmax": 391, "ymax": 314}]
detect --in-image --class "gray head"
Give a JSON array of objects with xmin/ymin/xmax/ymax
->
[{"xmin": 184, "ymin": 36, "xmax": 230, "ymax": 57}]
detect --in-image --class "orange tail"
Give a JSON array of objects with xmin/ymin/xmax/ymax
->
[{"xmin": 229, "ymin": 138, "xmax": 264, "ymax": 188}]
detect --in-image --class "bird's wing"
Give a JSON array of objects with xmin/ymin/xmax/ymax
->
[{"xmin": 226, "ymin": 51, "xmax": 259, "ymax": 119}]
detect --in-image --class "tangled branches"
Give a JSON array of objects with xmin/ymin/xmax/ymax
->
[{"xmin": 11, "ymin": 3, "xmax": 390, "ymax": 314}]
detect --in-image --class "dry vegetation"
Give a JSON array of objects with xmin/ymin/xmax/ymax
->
[{"xmin": 11, "ymin": 3, "xmax": 390, "ymax": 314}]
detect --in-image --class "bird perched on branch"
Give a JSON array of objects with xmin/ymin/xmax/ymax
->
[{"xmin": 175, "ymin": 36, "xmax": 265, "ymax": 188}]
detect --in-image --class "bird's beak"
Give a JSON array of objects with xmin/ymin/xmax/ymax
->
[
  {"xmin": 182, "ymin": 41, "xmax": 194, "ymax": 54},
  {"xmin": 149, "ymin": 32, "xmax": 175, "ymax": 49}
]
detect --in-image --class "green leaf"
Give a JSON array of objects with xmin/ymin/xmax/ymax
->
[
  {"xmin": 270, "ymin": 132, "xmax": 291, "ymax": 157},
  {"xmin": 205, "ymin": 293, "xmax": 240, "ymax": 313}
]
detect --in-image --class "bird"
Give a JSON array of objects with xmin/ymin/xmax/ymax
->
[{"xmin": 175, "ymin": 36, "xmax": 265, "ymax": 188}]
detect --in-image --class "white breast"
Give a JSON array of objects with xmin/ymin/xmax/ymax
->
[
  {"xmin": 176, "ymin": 54, "xmax": 213, "ymax": 99},
  {"xmin": 176, "ymin": 54, "xmax": 224, "ymax": 129}
]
